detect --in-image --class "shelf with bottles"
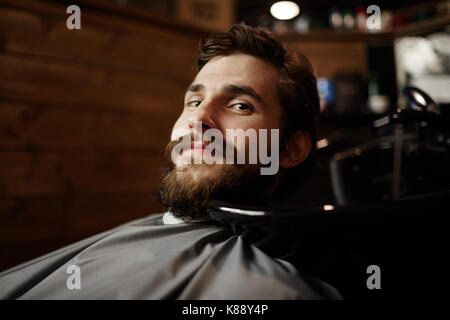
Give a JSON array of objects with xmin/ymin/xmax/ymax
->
[
  {"xmin": 279, "ymin": 29, "xmax": 392, "ymax": 43},
  {"xmin": 393, "ymin": 13, "xmax": 450, "ymax": 37},
  {"xmin": 279, "ymin": 16, "xmax": 449, "ymax": 44},
  {"xmin": 277, "ymin": 1, "xmax": 450, "ymax": 44}
]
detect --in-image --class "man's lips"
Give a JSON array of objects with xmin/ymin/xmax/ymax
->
[
  {"xmin": 191, "ymin": 142, "xmax": 206, "ymax": 150},
  {"xmin": 189, "ymin": 142, "xmax": 207, "ymax": 156},
  {"xmin": 188, "ymin": 142, "xmax": 218, "ymax": 157}
]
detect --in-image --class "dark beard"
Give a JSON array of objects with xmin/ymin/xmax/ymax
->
[{"xmin": 157, "ymin": 140, "xmax": 276, "ymax": 222}]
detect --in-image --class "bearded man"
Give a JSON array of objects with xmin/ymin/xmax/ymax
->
[{"xmin": 0, "ymin": 24, "xmax": 341, "ymax": 300}]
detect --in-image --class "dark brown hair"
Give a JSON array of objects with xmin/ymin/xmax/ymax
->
[{"xmin": 195, "ymin": 23, "xmax": 320, "ymax": 197}]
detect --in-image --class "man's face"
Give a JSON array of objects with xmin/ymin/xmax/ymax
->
[
  {"xmin": 173, "ymin": 53, "xmax": 283, "ymax": 178},
  {"xmin": 158, "ymin": 53, "xmax": 284, "ymax": 220}
]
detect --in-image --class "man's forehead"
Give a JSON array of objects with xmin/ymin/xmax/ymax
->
[{"xmin": 192, "ymin": 54, "xmax": 278, "ymax": 93}]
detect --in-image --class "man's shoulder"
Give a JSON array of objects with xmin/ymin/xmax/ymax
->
[{"xmin": 119, "ymin": 212, "xmax": 166, "ymax": 227}]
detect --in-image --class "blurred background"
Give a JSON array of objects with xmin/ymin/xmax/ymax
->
[{"xmin": 0, "ymin": 0, "xmax": 449, "ymax": 272}]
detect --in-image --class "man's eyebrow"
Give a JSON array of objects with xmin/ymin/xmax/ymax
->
[
  {"xmin": 224, "ymin": 84, "xmax": 265, "ymax": 106},
  {"xmin": 185, "ymin": 83, "xmax": 204, "ymax": 94}
]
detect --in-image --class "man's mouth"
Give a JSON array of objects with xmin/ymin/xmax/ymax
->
[{"xmin": 191, "ymin": 142, "xmax": 206, "ymax": 155}]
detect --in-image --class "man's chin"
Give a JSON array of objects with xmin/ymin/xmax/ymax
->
[{"xmin": 158, "ymin": 143, "xmax": 275, "ymax": 221}]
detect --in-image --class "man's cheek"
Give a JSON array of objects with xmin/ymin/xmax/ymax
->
[{"xmin": 170, "ymin": 115, "xmax": 189, "ymax": 140}]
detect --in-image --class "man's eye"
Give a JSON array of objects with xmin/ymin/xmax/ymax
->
[
  {"xmin": 230, "ymin": 103, "xmax": 252, "ymax": 113},
  {"xmin": 187, "ymin": 101, "xmax": 201, "ymax": 108}
]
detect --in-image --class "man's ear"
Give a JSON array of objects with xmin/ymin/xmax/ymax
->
[{"xmin": 279, "ymin": 130, "xmax": 312, "ymax": 169}]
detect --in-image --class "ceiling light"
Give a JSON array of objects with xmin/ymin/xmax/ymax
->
[{"xmin": 270, "ymin": 1, "xmax": 300, "ymax": 20}]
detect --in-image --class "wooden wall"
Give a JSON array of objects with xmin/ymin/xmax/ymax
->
[
  {"xmin": 280, "ymin": 30, "xmax": 371, "ymax": 80},
  {"xmin": 285, "ymin": 41, "xmax": 367, "ymax": 80},
  {"xmin": 0, "ymin": 0, "xmax": 205, "ymax": 271}
]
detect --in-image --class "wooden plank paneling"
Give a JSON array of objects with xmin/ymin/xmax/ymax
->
[
  {"xmin": 64, "ymin": 195, "xmax": 163, "ymax": 238},
  {"xmin": 0, "ymin": 193, "xmax": 163, "ymax": 271},
  {"xmin": 0, "ymin": 5, "xmax": 199, "ymax": 83},
  {"xmin": 0, "ymin": 151, "xmax": 164, "ymax": 195},
  {"xmin": 0, "ymin": 101, "xmax": 174, "ymax": 150},
  {"xmin": 0, "ymin": 197, "xmax": 66, "ymax": 243},
  {"xmin": 0, "ymin": 194, "xmax": 164, "ymax": 273},
  {"xmin": 0, "ymin": 53, "xmax": 187, "ymax": 115},
  {"xmin": 0, "ymin": 195, "xmax": 163, "ymax": 245},
  {"xmin": 0, "ymin": 239, "xmax": 76, "ymax": 271},
  {"xmin": 0, "ymin": 0, "xmax": 210, "ymax": 39},
  {"xmin": 285, "ymin": 41, "xmax": 368, "ymax": 79}
]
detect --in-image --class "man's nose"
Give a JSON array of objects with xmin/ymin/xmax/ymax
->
[{"xmin": 188, "ymin": 100, "xmax": 216, "ymax": 132}]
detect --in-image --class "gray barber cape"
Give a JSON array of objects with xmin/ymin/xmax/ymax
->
[{"xmin": 0, "ymin": 212, "xmax": 341, "ymax": 299}]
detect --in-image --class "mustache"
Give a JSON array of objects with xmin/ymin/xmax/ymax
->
[{"xmin": 167, "ymin": 132, "xmax": 239, "ymax": 161}]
